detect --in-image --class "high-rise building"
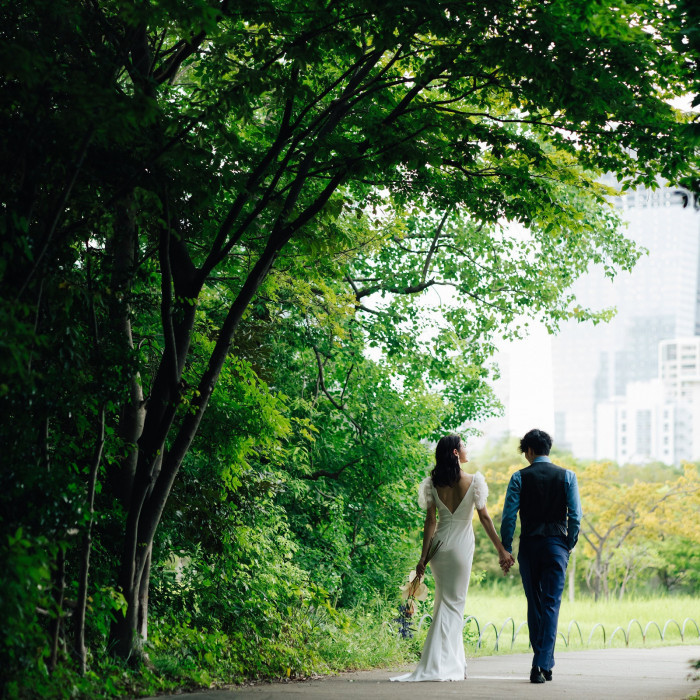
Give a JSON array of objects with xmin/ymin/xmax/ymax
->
[
  {"xmin": 658, "ymin": 337, "xmax": 700, "ymax": 462},
  {"xmin": 594, "ymin": 378, "xmax": 678, "ymax": 464},
  {"xmin": 550, "ymin": 186, "xmax": 700, "ymax": 461}
]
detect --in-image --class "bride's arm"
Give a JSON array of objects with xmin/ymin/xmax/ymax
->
[
  {"xmin": 477, "ymin": 505, "xmax": 515, "ymax": 573},
  {"xmin": 416, "ymin": 505, "xmax": 437, "ymax": 578}
]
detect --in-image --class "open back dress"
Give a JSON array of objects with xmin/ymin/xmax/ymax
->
[{"xmin": 391, "ymin": 472, "xmax": 488, "ymax": 682}]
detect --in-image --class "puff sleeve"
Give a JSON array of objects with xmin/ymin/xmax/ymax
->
[
  {"xmin": 418, "ymin": 476, "xmax": 435, "ymax": 510},
  {"xmin": 472, "ymin": 471, "xmax": 488, "ymax": 510}
]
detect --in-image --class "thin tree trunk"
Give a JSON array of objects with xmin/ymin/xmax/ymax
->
[
  {"xmin": 619, "ymin": 562, "xmax": 633, "ymax": 600},
  {"xmin": 594, "ymin": 550, "xmax": 605, "ymax": 601},
  {"xmin": 48, "ymin": 548, "xmax": 66, "ymax": 674},
  {"xmin": 602, "ymin": 560, "xmax": 610, "ymax": 600},
  {"xmin": 137, "ymin": 546, "xmax": 152, "ymax": 643},
  {"xmin": 72, "ymin": 404, "xmax": 106, "ymax": 674},
  {"xmin": 110, "ymin": 486, "xmax": 151, "ymax": 662},
  {"xmin": 107, "ymin": 196, "xmax": 145, "ymax": 506}
]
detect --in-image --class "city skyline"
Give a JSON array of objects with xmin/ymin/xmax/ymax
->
[{"xmin": 477, "ymin": 184, "xmax": 700, "ymax": 465}]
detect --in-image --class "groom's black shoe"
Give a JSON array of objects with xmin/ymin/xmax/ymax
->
[
  {"xmin": 530, "ymin": 667, "xmax": 546, "ymax": 684},
  {"xmin": 541, "ymin": 668, "xmax": 552, "ymax": 681}
]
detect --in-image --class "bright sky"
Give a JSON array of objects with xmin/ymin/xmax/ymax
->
[{"xmin": 494, "ymin": 322, "xmax": 555, "ymax": 438}]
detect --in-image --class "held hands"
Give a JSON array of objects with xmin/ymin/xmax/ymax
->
[{"xmin": 498, "ymin": 550, "xmax": 515, "ymax": 575}]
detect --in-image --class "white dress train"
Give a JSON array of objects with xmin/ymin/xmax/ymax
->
[{"xmin": 391, "ymin": 472, "xmax": 488, "ymax": 682}]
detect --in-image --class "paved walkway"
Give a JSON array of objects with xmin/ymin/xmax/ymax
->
[
  {"xmin": 155, "ymin": 646, "xmax": 700, "ymax": 699},
  {"xmin": 153, "ymin": 646, "xmax": 700, "ymax": 700}
]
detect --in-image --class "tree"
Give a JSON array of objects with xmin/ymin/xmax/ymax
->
[
  {"xmin": 2, "ymin": 0, "xmax": 698, "ymax": 667},
  {"xmin": 670, "ymin": 0, "xmax": 700, "ymax": 201},
  {"xmin": 578, "ymin": 462, "xmax": 700, "ymax": 599}
]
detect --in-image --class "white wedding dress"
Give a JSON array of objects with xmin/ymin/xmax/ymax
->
[{"xmin": 391, "ymin": 472, "xmax": 488, "ymax": 682}]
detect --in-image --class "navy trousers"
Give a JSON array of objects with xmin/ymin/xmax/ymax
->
[{"xmin": 517, "ymin": 536, "xmax": 570, "ymax": 671}]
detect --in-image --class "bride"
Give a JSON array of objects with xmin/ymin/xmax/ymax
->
[{"xmin": 391, "ymin": 434, "xmax": 514, "ymax": 682}]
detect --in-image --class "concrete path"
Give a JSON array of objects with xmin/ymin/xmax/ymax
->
[{"xmin": 154, "ymin": 646, "xmax": 700, "ymax": 700}]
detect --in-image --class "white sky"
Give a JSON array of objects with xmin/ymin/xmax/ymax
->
[{"xmin": 497, "ymin": 323, "xmax": 555, "ymax": 437}]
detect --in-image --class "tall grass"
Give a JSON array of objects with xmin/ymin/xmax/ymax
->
[{"xmin": 313, "ymin": 600, "xmax": 420, "ymax": 671}]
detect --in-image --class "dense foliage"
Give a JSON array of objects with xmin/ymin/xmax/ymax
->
[{"xmin": 1, "ymin": 0, "xmax": 698, "ymax": 696}]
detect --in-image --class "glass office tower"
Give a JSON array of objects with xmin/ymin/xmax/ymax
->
[{"xmin": 550, "ymin": 185, "xmax": 700, "ymax": 461}]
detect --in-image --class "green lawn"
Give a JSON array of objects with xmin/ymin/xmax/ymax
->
[{"xmin": 456, "ymin": 592, "xmax": 700, "ymax": 655}]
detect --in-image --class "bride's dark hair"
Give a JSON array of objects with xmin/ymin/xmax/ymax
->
[{"xmin": 431, "ymin": 434, "xmax": 462, "ymax": 487}]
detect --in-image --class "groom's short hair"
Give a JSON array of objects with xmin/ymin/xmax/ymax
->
[{"xmin": 519, "ymin": 429, "xmax": 552, "ymax": 456}]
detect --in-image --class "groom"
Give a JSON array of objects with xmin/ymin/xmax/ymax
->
[{"xmin": 500, "ymin": 429, "xmax": 582, "ymax": 684}]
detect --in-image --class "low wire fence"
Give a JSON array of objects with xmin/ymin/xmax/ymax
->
[{"xmin": 413, "ymin": 615, "xmax": 700, "ymax": 651}]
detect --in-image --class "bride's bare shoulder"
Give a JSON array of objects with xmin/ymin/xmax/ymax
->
[{"xmin": 460, "ymin": 470, "xmax": 474, "ymax": 487}]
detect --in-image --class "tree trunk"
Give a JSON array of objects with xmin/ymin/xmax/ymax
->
[
  {"xmin": 619, "ymin": 561, "xmax": 633, "ymax": 600},
  {"xmin": 48, "ymin": 547, "xmax": 65, "ymax": 674},
  {"xmin": 109, "ymin": 485, "xmax": 153, "ymax": 662},
  {"xmin": 109, "ymin": 225, "xmax": 294, "ymax": 661},
  {"xmin": 137, "ymin": 546, "xmax": 152, "ymax": 643},
  {"xmin": 72, "ymin": 404, "xmax": 105, "ymax": 674},
  {"xmin": 601, "ymin": 559, "xmax": 610, "ymax": 600},
  {"xmin": 107, "ymin": 196, "xmax": 145, "ymax": 507},
  {"xmin": 585, "ymin": 549, "xmax": 603, "ymax": 601}
]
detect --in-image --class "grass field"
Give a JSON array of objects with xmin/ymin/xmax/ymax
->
[{"xmin": 454, "ymin": 591, "xmax": 700, "ymax": 655}]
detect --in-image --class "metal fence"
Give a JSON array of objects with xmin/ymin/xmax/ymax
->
[{"xmin": 414, "ymin": 614, "xmax": 700, "ymax": 651}]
